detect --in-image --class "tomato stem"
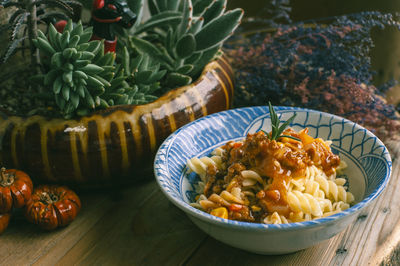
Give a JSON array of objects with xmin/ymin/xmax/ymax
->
[{"xmin": 0, "ymin": 167, "xmax": 15, "ymax": 187}]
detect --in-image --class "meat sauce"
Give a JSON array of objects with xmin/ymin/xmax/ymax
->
[{"xmin": 213, "ymin": 128, "xmax": 340, "ymax": 222}]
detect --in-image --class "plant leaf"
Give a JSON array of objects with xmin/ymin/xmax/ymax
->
[
  {"xmin": 193, "ymin": 0, "xmax": 213, "ymax": 16},
  {"xmin": 8, "ymin": 9, "xmax": 27, "ymax": 25},
  {"xmin": 176, "ymin": 33, "xmax": 196, "ymax": 58},
  {"xmin": 148, "ymin": 0, "xmax": 160, "ymax": 15},
  {"xmin": 189, "ymin": 17, "xmax": 204, "ymax": 35},
  {"xmin": 34, "ymin": 0, "xmax": 73, "ymax": 16},
  {"xmin": 37, "ymin": 11, "xmax": 69, "ymax": 22},
  {"xmin": 11, "ymin": 12, "xmax": 27, "ymax": 41},
  {"xmin": 156, "ymin": 0, "xmax": 167, "ymax": 12},
  {"xmin": 189, "ymin": 45, "xmax": 219, "ymax": 76},
  {"xmin": 195, "ymin": 8, "xmax": 243, "ymax": 51},
  {"xmin": 135, "ymin": 13, "xmax": 181, "ymax": 34},
  {"xmin": 127, "ymin": 0, "xmax": 143, "ymax": 28},
  {"xmin": 278, "ymin": 113, "xmax": 297, "ymax": 135},
  {"xmin": 129, "ymin": 36, "xmax": 166, "ymax": 64},
  {"xmin": 167, "ymin": 0, "xmax": 179, "ymax": 11},
  {"xmin": 3, "ymin": 1, "xmax": 23, "ymax": 8},
  {"xmin": 2, "ymin": 36, "xmax": 26, "ymax": 63},
  {"xmin": 176, "ymin": 0, "xmax": 193, "ymax": 39},
  {"xmin": 267, "ymin": 102, "xmax": 300, "ymax": 141},
  {"xmin": 200, "ymin": 0, "xmax": 226, "ymax": 25}
]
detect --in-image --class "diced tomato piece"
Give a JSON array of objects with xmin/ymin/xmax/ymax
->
[
  {"xmin": 233, "ymin": 142, "xmax": 243, "ymax": 148},
  {"xmin": 229, "ymin": 204, "xmax": 243, "ymax": 212}
]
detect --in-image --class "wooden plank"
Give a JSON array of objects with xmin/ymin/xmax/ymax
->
[
  {"xmin": 0, "ymin": 190, "xmax": 110, "ymax": 265},
  {"xmin": 185, "ymin": 141, "xmax": 400, "ymax": 265},
  {"xmin": 34, "ymin": 180, "xmax": 158, "ymax": 266},
  {"xmin": 0, "ymin": 143, "xmax": 399, "ymax": 265},
  {"xmin": 54, "ymin": 185, "xmax": 207, "ymax": 265}
]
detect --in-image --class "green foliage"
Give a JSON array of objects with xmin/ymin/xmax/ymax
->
[
  {"xmin": 122, "ymin": 0, "xmax": 243, "ymax": 89},
  {"xmin": 264, "ymin": 102, "xmax": 300, "ymax": 141},
  {"xmin": 0, "ymin": 0, "xmax": 80, "ymax": 64},
  {"xmin": 33, "ymin": 19, "xmax": 167, "ymax": 117},
  {"xmin": 33, "ymin": 20, "xmax": 117, "ymax": 118},
  {"xmin": 16, "ymin": 0, "xmax": 242, "ymax": 118},
  {"xmin": 101, "ymin": 47, "xmax": 166, "ymax": 106}
]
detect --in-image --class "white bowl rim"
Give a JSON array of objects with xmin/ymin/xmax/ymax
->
[{"xmin": 154, "ymin": 106, "xmax": 392, "ymax": 232}]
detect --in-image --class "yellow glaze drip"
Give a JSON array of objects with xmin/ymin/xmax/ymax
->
[
  {"xmin": 69, "ymin": 132, "xmax": 83, "ymax": 182},
  {"xmin": 190, "ymin": 84, "xmax": 208, "ymax": 117},
  {"xmin": 181, "ymin": 93, "xmax": 196, "ymax": 122},
  {"xmin": 164, "ymin": 103, "xmax": 177, "ymax": 132},
  {"xmin": 0, "ymin": 59, "xmax": 233, "ymax": 183},
  {"xmin": 211, "ymin": 69, "xmax": 230, "ymax": 110},
  {"xmin": 95, "ymin": 116, "xmax": 110, "ymax": 179},
  {"xmin": 116, "ymin": 121, "xmax": 129, "ymax": 172},
  {"xmin": 40, "ymin": 126, "xmax": 53, "ymax": 180},
  {"xmin": 218, "ymin": 57, "xmax": 234, "ymax": 93},
  {"xmin": 145, "ymin": 113, "xmax": 156, "ymax": 152}
]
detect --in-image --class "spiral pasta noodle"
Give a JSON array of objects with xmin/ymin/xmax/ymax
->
[
  {"xmin": 188, "ymin": 128, "xmax": 355, "ymax": 224},
  {"xmin": 187, "ymin": 155, "xmax": 224, "ymax": 180}
]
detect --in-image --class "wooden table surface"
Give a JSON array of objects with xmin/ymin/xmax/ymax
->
[{"xmin": 1, "ymin": 141, "xmax": 399, "ymax": 266}]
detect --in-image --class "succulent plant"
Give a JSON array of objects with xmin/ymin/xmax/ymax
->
[
  {"xmin": 5, "ymin": 0, "xmax": 243, "ymax": 119},
  {"xmin": 33, "ymin": 20, "xmax": 116, "ymax": 118},
  {"xmin": 127, "ymin": 0, "xmax": 243, "ymax": 88},
  {"xmin": 100, "ymin": 46, "xmax": 166, "ymax": 106}
]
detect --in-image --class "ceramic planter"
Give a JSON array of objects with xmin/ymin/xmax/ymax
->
[{"xmin": 0, "ymin": 57, "xmax": 234, "ymax": 186}]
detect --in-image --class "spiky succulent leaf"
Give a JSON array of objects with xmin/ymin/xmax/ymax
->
[
  {"xmin": 176, "ymin": 0, "xmax": 193, "ymax": 39},
  {"xmin": 128, "ymin": 0, "xmax": 242, "ymax": 92},
  {"xmin": 34, "ymin": 0, "xmax": 73, "ymax": 17},
  {"xmin": 192, "ymin": 0, "xmax": 213, "ymax": 16},
  {"xmin": 166, "ymin": 72, "xmax": 192, "ymax": 87},
  {"xmin": 167, "ymin": 0, "xmax": 179, "ymax": 11},
  {"xmin": 104, "ymin": 50, "xmax": 166, "ymax": 106},
  {"xmin": 189, "ymin": 45, "xmax": 221, "ymax": 76},
  {"xmin": 148, "ymin": 0, "xmax": 161, "ymax": 15},
  {"xmin": 2, "ymin": 36, "xmax": 26, "ymax": 63},
  {"xmin": 189, "ymin": 17, "xmax": 204, "ymax": 35},
  {"xmin": 129, "ymin": 36, "xmax": 167, "ymax": 65},
  {"xmin": 127, "ymin": 0, "xmax": 144, "ymax": 28},
  {"xmin": 200, "ymin": 0, "xmax": 227, "ymax": 25},
  {"xmin": 135, "ymin": 11, "xmax": 181, "ymax": 34},
  {"xmin": 176, "ymin": 33, "xmax": 196, "ymax": 58},
  {"xmin": 176, "ymin": 64, "xmax": 194, "ymax": 75},
  {"xmin": 195, "ymin": 8, "xmax": 243, "ymax": 51},
  {"xmin": 37, "ymin": 10, "xmax": 69, "ymax": 22}
]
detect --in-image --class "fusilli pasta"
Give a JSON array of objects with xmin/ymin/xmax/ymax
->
[{"xmin": 188, "ymin": 128, "xmax": 355, "ymax": 224}]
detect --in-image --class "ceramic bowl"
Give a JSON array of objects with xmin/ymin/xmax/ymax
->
[
  {"xmin": 154, "ymin": 106, "xmax": 392, "ymax": 254},
  {"xmin": 0, "ymin": 57, "xmax": 234, "ymax": 186}
]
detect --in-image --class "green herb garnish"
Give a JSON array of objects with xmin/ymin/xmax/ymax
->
[{"xmin": 262, "ymin": 102, "xmax": 300, "ymax": 142}]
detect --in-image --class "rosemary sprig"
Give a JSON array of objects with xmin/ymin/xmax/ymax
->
[{"xmin": 262, "ymin": 102, "xmax": 300, "ymax": 142}]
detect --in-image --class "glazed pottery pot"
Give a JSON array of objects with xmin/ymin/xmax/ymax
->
[{"xmin": 0, "ymin": 57, "xmax": 234, "ymax": 186}]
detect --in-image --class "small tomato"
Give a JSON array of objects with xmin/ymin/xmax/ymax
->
[
  {"xmin": 0, "ymin": 167, "xmax": 33, "ymax": 213},
  {"xmin": 25, "ymin": 185, "xmax": 81, "ymax": 230}
]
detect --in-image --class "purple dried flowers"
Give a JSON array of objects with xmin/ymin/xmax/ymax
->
[{"xmin": 226, "ymin": 11, "xmax": 400, "ymax": 140}]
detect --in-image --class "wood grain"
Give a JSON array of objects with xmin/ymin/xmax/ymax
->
[{"xmin": 0, "ymin": 143, "xmax": 399, "ymax": 265}]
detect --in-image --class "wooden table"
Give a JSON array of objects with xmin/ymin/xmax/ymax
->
[{"xmin": 1, "ymin": 141, "xmax": 399, "ymax": 265}]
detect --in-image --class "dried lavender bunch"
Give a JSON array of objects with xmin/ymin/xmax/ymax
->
[{"xmin": 226, "ymin": 11, "xmax": 400, "ymax": 140}]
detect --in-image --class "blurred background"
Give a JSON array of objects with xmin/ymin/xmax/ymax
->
[
  {"xmin": 226, "ymin": 0, "xmax": 400, "ymax": 104},
  {"xmin": 2, "ymin": 0, "xmax": 400, "ymax": 103}
]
